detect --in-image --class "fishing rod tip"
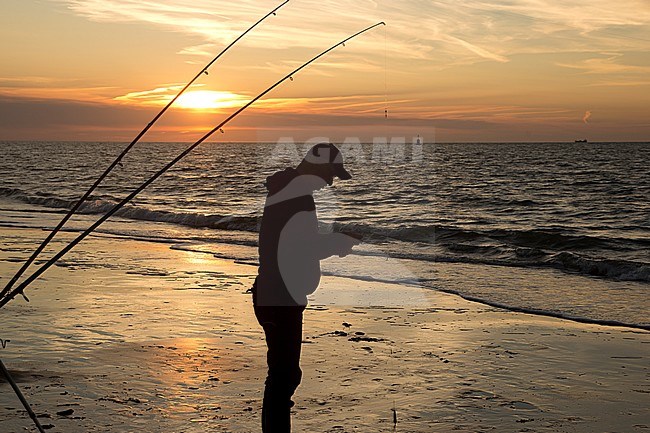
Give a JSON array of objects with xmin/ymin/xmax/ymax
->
[{"xmin": 379, "ymin": 21, "xmax": 386, "ymax": 26}]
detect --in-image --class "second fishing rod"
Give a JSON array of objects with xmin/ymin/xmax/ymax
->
[
  {"xmin": 0, "ymin": 22, "xmax": 386, "ymax": 309},
  {"xmin": 0, "ymin": 0, "xmax": 290, "ymax": 303}
]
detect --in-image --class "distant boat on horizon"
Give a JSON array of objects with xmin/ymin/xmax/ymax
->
[{"xmin": 575, "ymin": 139, "xmax": 588, "ymax": 143}]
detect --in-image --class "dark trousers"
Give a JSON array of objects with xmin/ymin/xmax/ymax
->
[{"xmin": 254, "ymin": 304, "xmax": 305, "ymax": 433}]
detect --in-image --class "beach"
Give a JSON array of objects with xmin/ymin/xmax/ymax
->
[
  {"xmin": 2, "ymin": 0, "xmax": 650, "ymax": 429},
  {"xmin": 2, "ymin": 223, "xmax": 648, "ymax": 433}
]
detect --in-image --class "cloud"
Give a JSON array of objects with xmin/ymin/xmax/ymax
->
[
  {"xmin": 444, "ymin": 35, "xmax": 509, "ymax": 63},
  {"xmin": 3, "ymin": 92, "xmax": 648, "ymax": 143},
  {"xmin": 557, "ymin": 54, "xmax": 650, "ymax": 75},
  {"xmin": 0, "ymin": 85, "xmax": 118, "ymax": 103},
  {"xmin": 6, "ymin": 1, "xmax": 650, "ymax": 142},
  {"xmin": 0, "ymin": 94, "xmax": 153, "ymax": 132},
  {"xmin": 0, "ymin": 76, "xmax": 72, "ymax": 85},
  {"xmin": 55, "ymin": 0, "xmax": 650, "ymax": 74},
  {"xmin": 58, "ymin": 0, "xmax": 384, "ymax": 49},
  {"xmin": 114, "ymin": 85, "xmax": 250, "ymax": 111},
  {"xmin": 583, "ymin": 110, "xmax": 592, "ymax": 123},
  {"xmin": 0, "ymin": 77, "xmax": 115, "ymax": 102},
  {"xmin": 177, "ymin": 43, "xmax": 219, "ymax": 58},
  {"xmin": 587, "ymin": 80, "xmax": 650, "ymax": 87}
]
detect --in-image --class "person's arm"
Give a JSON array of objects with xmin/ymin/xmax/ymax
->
[{"xmin": 285, "ymin": 211, "xmax": 361, "ymax": 260}]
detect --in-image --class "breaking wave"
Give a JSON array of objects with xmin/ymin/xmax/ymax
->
[{"xmin": 1, "ymin": 187, "xmax": 648, "ymax": 283}]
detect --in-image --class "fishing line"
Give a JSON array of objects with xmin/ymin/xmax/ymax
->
[
  {"xmin": 382, "ymin": 27, "xmax": 398, "ymax": 421},
  {"xmin": 384, "ymin": 23, "xmax": 388, "ymax": 120},
  {"xmin": 0, "ymin": 0, "xmax": 291, "ymax": 305},
  {"xmin": 0, "ymin": 22, "xmax": 387, "ymax": 309},
  {"xmin": 382, "ymin": 25, "xmax": 399, "ymax": 430}
]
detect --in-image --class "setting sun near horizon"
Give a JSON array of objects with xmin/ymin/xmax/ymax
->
[
  {"xmin": 175, "ymin": 91, "xmax": 246, "ymax": 110},
  {"xmin": 114, "ymin": 88, "xmax": 249, "ymax": 111}
]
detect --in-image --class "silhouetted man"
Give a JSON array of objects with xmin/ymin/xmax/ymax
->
[{"xmin": 252, "ymin": 143, "xmax": 360, "ymax": 432}]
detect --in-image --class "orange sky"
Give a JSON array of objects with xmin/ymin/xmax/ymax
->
[{"xmin": 1, "ymin": 0, "xmax": 649, "ymax": 142}]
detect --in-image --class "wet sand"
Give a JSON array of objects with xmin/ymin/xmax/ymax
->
[{"xmin": 1, "ymin": 226, "xmax": 649, "ymax": 432}]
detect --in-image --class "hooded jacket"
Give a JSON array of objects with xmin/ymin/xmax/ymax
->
[{"xmin": 255, "ymin": 168, "xmax": 340, "ymax": 307}]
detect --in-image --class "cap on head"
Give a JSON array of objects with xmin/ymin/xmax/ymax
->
[{"xmin": 303, "ymin": 143, "xmax": 352, "ymax": 180}]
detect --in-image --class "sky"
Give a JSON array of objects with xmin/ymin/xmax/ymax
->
[{"xmin": 1, "ymin": 0, "xmax": 649, "ymax": 143}]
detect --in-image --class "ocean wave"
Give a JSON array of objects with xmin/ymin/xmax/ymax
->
[
  {"xmin": 333, "ymin": 221, "xmax": 650, "ymax": 252},
  {"xmin": 2, "ymin": 187, "xmax": 648, "ymax": 283},
  {"xmin": 547, "ymin": 252, "xmax": 650, "ymax": 282},
  {"xmin": 0, "ymin": 187, "xmax": 77, "ymax": 210},
  {"xmin": 0, "ymin": 187, "xmax": 261, "ymax": 231},
  {"xmin": 351, "ymin": 248, "xmax": 650, "ymax": 283},
  {"xmin": 2, "ymin": 186, "xmax": 645, "ymax": 249}
]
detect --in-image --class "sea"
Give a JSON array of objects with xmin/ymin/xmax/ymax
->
[{"xmin": 0, "ymin": 141, "xmax": 648, "ymax": 329}]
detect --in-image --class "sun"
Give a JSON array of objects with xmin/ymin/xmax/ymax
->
[{"xmin": 175, "ymin": 90, "xmax": 247, "ymax": 110}]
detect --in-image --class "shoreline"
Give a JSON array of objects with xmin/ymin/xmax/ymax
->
[
  {"xmin": 431, "ymin": 285, "xmax": 650, "ymax": 332},
  {"xmin": 1, "ymin": 197, "xmax": 647, "ymax": 330},
  {"xmin": 1, "ymin": 225, "xmax": 649, "ymax": 432}
]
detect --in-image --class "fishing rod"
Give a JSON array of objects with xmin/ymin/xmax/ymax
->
[
  {"xmin": 0, "ymin": 21, "xmax": 386, "ymax": 310},
  {"xmin": 0, "ymin": 0, "xmax": 290, "ymax": 304},
  {"xmin": 0, "ymin": 359, "xmax": 46, "ymax": 433}
]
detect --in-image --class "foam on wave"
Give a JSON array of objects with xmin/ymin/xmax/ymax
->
[{"xmin": 2, "ymin": 187, "xmax": 648, "ymax": 283}]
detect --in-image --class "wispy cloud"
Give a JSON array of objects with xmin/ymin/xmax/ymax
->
[
  {"xmin": 114, "ymin": 84, "xmax": 249, "ymax": 110},
  {"xmin": 0, "ymin": 76, "xmax": 72, "ymax": 85},
  {"xmin": 587, "ymin": 80, "xmax": 650, "ymax": 87},
  {"xmin": 57, "ymin": 0, "xmax": 650, "ymax": 72},
  {"xmin": 177, "ymin": 43, "xmax": 219, "ymax": 58},
  {"xmin": 59, "ymin": 1, "xmax": 381, "ymax": 49},
  {"xmin": 557, "ymin": 54, "xmax": 650, "ymax": 74},
  {"xmin": 0, "ymin": 85, "xmax": 117, "ymax": 102},
  {"xmin": 444, "ymin": 35, "xmax": 509, "ymax": 63},
  {"xmin": 468, "ymin": 0, "xmax": 650, "ymax": 30},
  {"xmin": 248, "ymin": 94, "xmax": 575, "ymax": 125}
]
